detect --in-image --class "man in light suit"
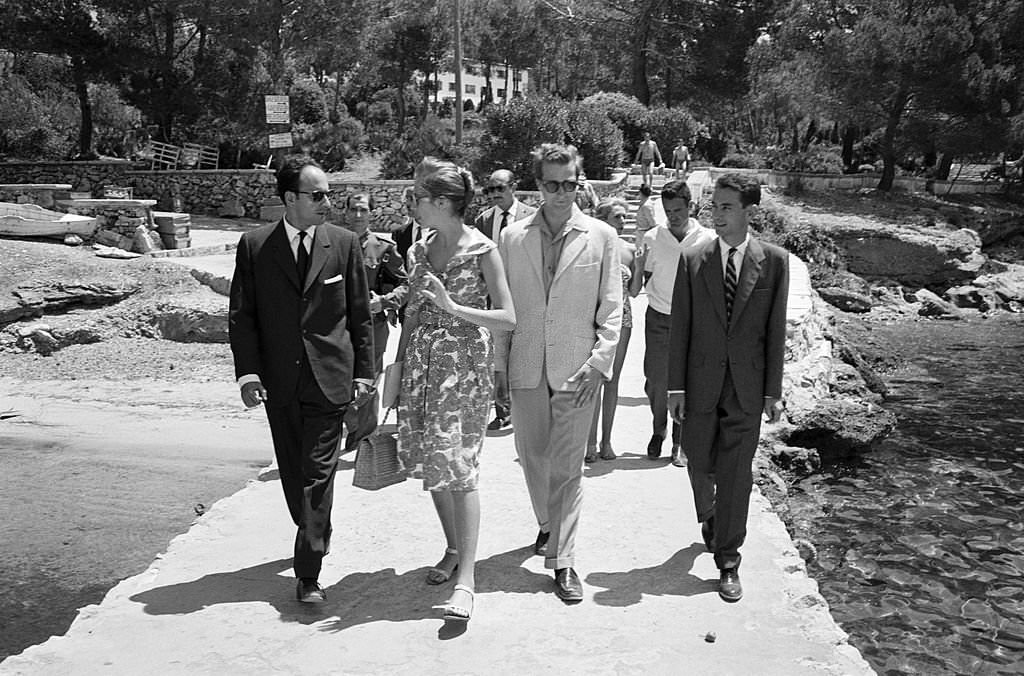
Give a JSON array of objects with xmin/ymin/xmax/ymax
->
[
  {"xmin": 667, "ymin": 173, "xmax": 789, "ymax": 603},
  {"xmin": 474, "ymin": 168, "xmax": 537, "ymax": 430},
  {"xmin": 229, "ymin": 155, "xmax": 375, "ymax": 603},
  {"xmin": 496, "ymin": 143, "xmax": 622, "ymax": 603}
]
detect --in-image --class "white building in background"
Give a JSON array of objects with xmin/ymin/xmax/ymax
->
[{"xmin": 419, "ymin": 60, "xmax": 531, "ymax": 109}]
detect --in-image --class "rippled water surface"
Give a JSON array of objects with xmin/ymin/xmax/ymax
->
[{"xmin": 791, "ymin": 315, "xmax": 1024, "ymax": 675}]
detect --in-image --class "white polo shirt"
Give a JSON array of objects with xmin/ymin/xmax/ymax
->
[{"xmin": 642, "ymin": 219, "xmax": 716, "ymax": 314}]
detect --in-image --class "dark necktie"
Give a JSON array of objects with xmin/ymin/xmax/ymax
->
[
  {"xmin": 498, "ymin": 211, "xmax": 509, "ymax": 237},
  {"xmin": 296, "ymin": 230, "xmax": 310, "ymax": 283},
  {"xmin": 724, "ymin": 247, "xmax": 738, "ymax": 320}
]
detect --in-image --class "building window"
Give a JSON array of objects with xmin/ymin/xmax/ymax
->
[
  {"xmin": 448, "ymin": 82, "xmax": 456, "ymax": 92},
  {"xmin": 496, "ymin": 69, "xmax": 506, "ymax": 79},
  {"xmin": 497, "ymin": 88, "xmax": 506, "ymax": 98},
  {"xmin": 513, "ymin": 70, "xmax": 522, "ymax": 81},
  {"xmin": 465, "ymin": 84, "xmax": 476, "ymax": 94}
]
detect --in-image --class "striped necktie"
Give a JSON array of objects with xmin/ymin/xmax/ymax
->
[
  {"xmin": 724, "ymin": 247, "xmax": 738, "ymax": 320},
  {"xmin": 296, "ymin": 230, "xmax": 310, "ymax": 283}
]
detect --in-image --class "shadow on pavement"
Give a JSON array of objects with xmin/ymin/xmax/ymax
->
[
  {"xmin": 585, "ymin": 544, "xmax": 715, "ymax": 607},
  {"xmin": 583, "ymin": 452, "xmax": 674, "ymax": 478}
]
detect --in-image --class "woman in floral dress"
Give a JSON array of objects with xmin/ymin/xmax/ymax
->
[
  {"xmin": 586, "ymin": 197, "xmax": 643, "ymax": 462},
  {"xmin": 395, "ymin": 157, "xmax": 516, "ymax": 623}
]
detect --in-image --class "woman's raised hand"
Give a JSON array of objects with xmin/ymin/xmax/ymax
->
[{"xmin": 419, "ymin": 272, "xmax": 458, "ymax": 315}]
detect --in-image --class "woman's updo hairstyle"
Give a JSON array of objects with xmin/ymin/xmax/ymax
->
[{"xmin": 414, "ymin": 156, "xmax": 475, "ymax": 217}]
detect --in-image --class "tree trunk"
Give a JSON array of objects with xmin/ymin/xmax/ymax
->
[
  {"xmin": 877, "ymin": 88, "xmax": 910, "ymax": 191},
  {"xmin": 71, "ymin": 56, "xmax": 93, "ymax": 158},
  {"xmin": 936, "ymin": 152, "xmax": 953, "ymax": 180},
  {"xmin": 630, "ymin": 0, "xmax": 659, "ymax": 105},
  {"xmin": 841, "ymin": 124, "xmax": 857, "ymax": 169}
]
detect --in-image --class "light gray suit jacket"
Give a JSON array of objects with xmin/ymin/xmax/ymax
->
[{"xmin": 495, "ymin": 205, "xmax": 622, "ymax": 391}]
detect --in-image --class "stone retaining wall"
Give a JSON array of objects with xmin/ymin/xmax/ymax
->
[{"xmin": 0, "ymin": 162, "xmax": 632, "ymax": 227}]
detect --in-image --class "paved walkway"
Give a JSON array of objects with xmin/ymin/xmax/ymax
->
[{"xmin": 1, "ymin": 240, "xmax": 866, "ymax": 674}]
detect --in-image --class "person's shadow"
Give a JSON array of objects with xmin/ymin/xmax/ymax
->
[
  {"xmin": 583, "ymin": 452, "xmax": 675, "ymax": 478},
  {"xmin": 129, "ymin": 546, "xmax": 552, "ymax": 640},
  {"xmin": 584, "ymin": 544, "xmax": 715, "ymax": 607}
]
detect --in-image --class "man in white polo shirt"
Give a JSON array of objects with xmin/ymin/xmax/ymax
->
[{"xmin": 637, "ymin": 178, "xmax": 716, "ymax": 466}]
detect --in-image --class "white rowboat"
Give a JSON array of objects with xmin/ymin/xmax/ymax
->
[{"xmin": 0, "ymin": 202, "xmax": 98, "ymax": 238}]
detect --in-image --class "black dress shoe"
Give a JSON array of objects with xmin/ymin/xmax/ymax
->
[
  {"xmin": 701, "ymin": 517, "xmax": 714, "ymax": 552},
  {"xmin": 554, "ymin": 567, "xmax": 583, "ymax": 603},
  {"xmin": 718, "ymin": 568, "xmax": 742, "ymax": 603},
  {"xmin": 647, "ymin": 434, "xmax": 664, "ymax": 459},
  {"xmin": 487, "ymin": 415, "xmax": 511, "ymax": 430},
  {"xmin": 296, "ymin": 578, "xmax": 326, "ymax": 603},
  {"xmin": 534, "ymin": 530, "xmax": 550, "ymax": 556}
]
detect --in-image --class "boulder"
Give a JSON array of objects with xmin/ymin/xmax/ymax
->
[
  {"xmin": 973, "ymin": 262, "xmax": 1024, "ymax": 309},
  {"xmin": 945, "ymin": 285, "xmax": 1007, "ymax": 312},
  {"xmin": 914, "ymin": 288, "xmax": 963, "ymax": 318},
  {"xmin": 786, "ymin": 397, "xmax": 898, "ymax": 463},
  {"xmin": 767, "ymin": 443, "xmax": 821, "ymax": 476},
  {"xmin": 827, "ymin": 220, "xmax": 986, "ymax": 287},
  {"xmin": 818, "ymin": 286, "xmax": 873, "ymax": 312}
]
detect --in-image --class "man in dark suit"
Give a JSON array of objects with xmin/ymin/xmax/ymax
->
[
  {"xmin": 667, "ymin": 173, "xmax": 789, "ymax": 603},
  {"xmin": 473, "ymin": 169, "xmax": 537, "ymax": 430},
  {"xmin": 229, "ymin": 155, "xmax": 375, "ymax": 603},
  {"xmin": 394, "ymin": 186, "xmax": 423, "ymax": 265},
  {"xmin": 340, "ymin": 192, "xmax": 407, "ymax": 453}
]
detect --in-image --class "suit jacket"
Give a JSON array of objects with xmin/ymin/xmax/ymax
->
[
  {"xmin": 394, "ymin": 217, "xmax": 422, "ymax": 264},
  {"xmin": 667, "ymin": 236, "xmax": 789, "ymax": 415},
  {"xmin": 360, "ymin": 230, "xmax": 408, "ymax": 319},
  {"xmin": 229, "ymin": 220, "xmax": 375, "ymax": 408},
  {"xmin": 473, "ymin": 199, "xmax": 536, "ymax": 241},
  {"xmin": 495, "ymin": 205, "xmax": 622, "ymax": 391}
]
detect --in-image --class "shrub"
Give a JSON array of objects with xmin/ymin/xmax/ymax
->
[
  {"xmin": 288, "ymin": 79, "xmax": 329, "ymax": 126},
  {"xmin": 478, "ymin": 96, "xmax": 623, "ymax": 188},
  {"xmin": 379, "ymin": 114, "xmax": 458, "ymax": 179},
  {"xmin": 293, "ymin": 116, "xmax": 367, "ymax": 172},
  {"xmin": 90, "ymin": 83, "xmax": 142, "ymax": 158},
  {"xmin": 766, "ymin": 144, "xmax": 845, "ymax": 174},
  {"xmin": 581, "ymin": 93, "xmax": 705, "ymax": 164},
  {"xmin": 720, "ymin": 151, "xmax": 765, "ymax": 169}
]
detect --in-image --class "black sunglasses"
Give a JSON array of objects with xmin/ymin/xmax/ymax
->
[
  {"xmin": 483, "ymin": 185, "xmax": 510, "ymax": 195},
  {"xmin": 296, "ymin": 190, "xmax": 328, "ymax": 202},
  {"xmin": 540, "ymin": 180, "xmax": 579, "ymax": 194}
]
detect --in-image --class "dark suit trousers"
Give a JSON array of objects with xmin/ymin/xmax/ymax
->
[
  {"xmin": 265, "ymin": 357, "xmax": 346, "ymax": 580},
  {"xmin": 343, "ymin": 316, "xmax": 389, "ymax": 449},
  {"xmin": 682, "ymin": 368, "xmax": 761, "ymax": 571},
  {"xmin": 644, "ymin": 308, "xmax": 681, "ymax": 444}
]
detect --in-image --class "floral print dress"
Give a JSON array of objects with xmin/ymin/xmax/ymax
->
[{"xmin": 397, "ymin": 231, "xmax": 495, "ymax": 491}]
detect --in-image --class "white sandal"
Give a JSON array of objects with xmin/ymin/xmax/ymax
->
[{"xmin": 433, "ymin": 584, "xmax": 474, "ymax": 623}]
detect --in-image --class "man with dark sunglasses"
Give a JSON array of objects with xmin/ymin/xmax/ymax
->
[
  {"xmin": 495, "ymin": 143, "xmax": 622, "ymax": 604},
  {"xmin": 340, "ymin": 192, "xmax": 408, "ymax": 454},
  {"xmin": 473, "ymin": 169, "xmax": 536, "ymax": 431},
  {"xmin": 229, "ymin": 155, "xmax": 375, "ymax": 604}
]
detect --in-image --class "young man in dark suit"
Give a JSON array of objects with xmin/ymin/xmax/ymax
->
[
  {"xmin": 667, "ymin": 173, "xmax": 789, "ymax": 603},
  {"xmin": 229, "ymin": 155, "xmax": 375, "ymax": 603}
]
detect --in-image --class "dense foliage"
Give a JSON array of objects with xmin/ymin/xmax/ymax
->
[{"xmin": 0, "ymin": 0, "xmax": 1021, "ymax": 188}]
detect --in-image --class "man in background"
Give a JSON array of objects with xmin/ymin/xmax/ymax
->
[
  {"xmin": 637, "ymin": 178, "xmax": 715, "ymax": 466},
  {"xmin": 634, "ymin": 131, "xmax": 662, "ymax": 188},
  {"xmin": 341, "ymin": 193, "xmax": 408, "ymax": 454},
  {"xmin": 474, "ymin": 169, "xmax": 536, "ymax": 430}
]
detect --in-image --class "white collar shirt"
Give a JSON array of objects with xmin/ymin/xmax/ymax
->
[
  {"xmin": 642, "ymin": 218, "xmax": 716, "ymax": 314},
  {"xmin": 282, "ymin": 217, "xmax": 316, "ymax": 261},
  {"xmin": 719, "ymin": 233, "xmax": 750, "ymax": 281}
]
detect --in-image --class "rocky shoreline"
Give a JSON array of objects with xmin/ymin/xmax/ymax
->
[{"xmin": 749, "ymin": 188, "xmax": 1024, "ymax": 559}]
